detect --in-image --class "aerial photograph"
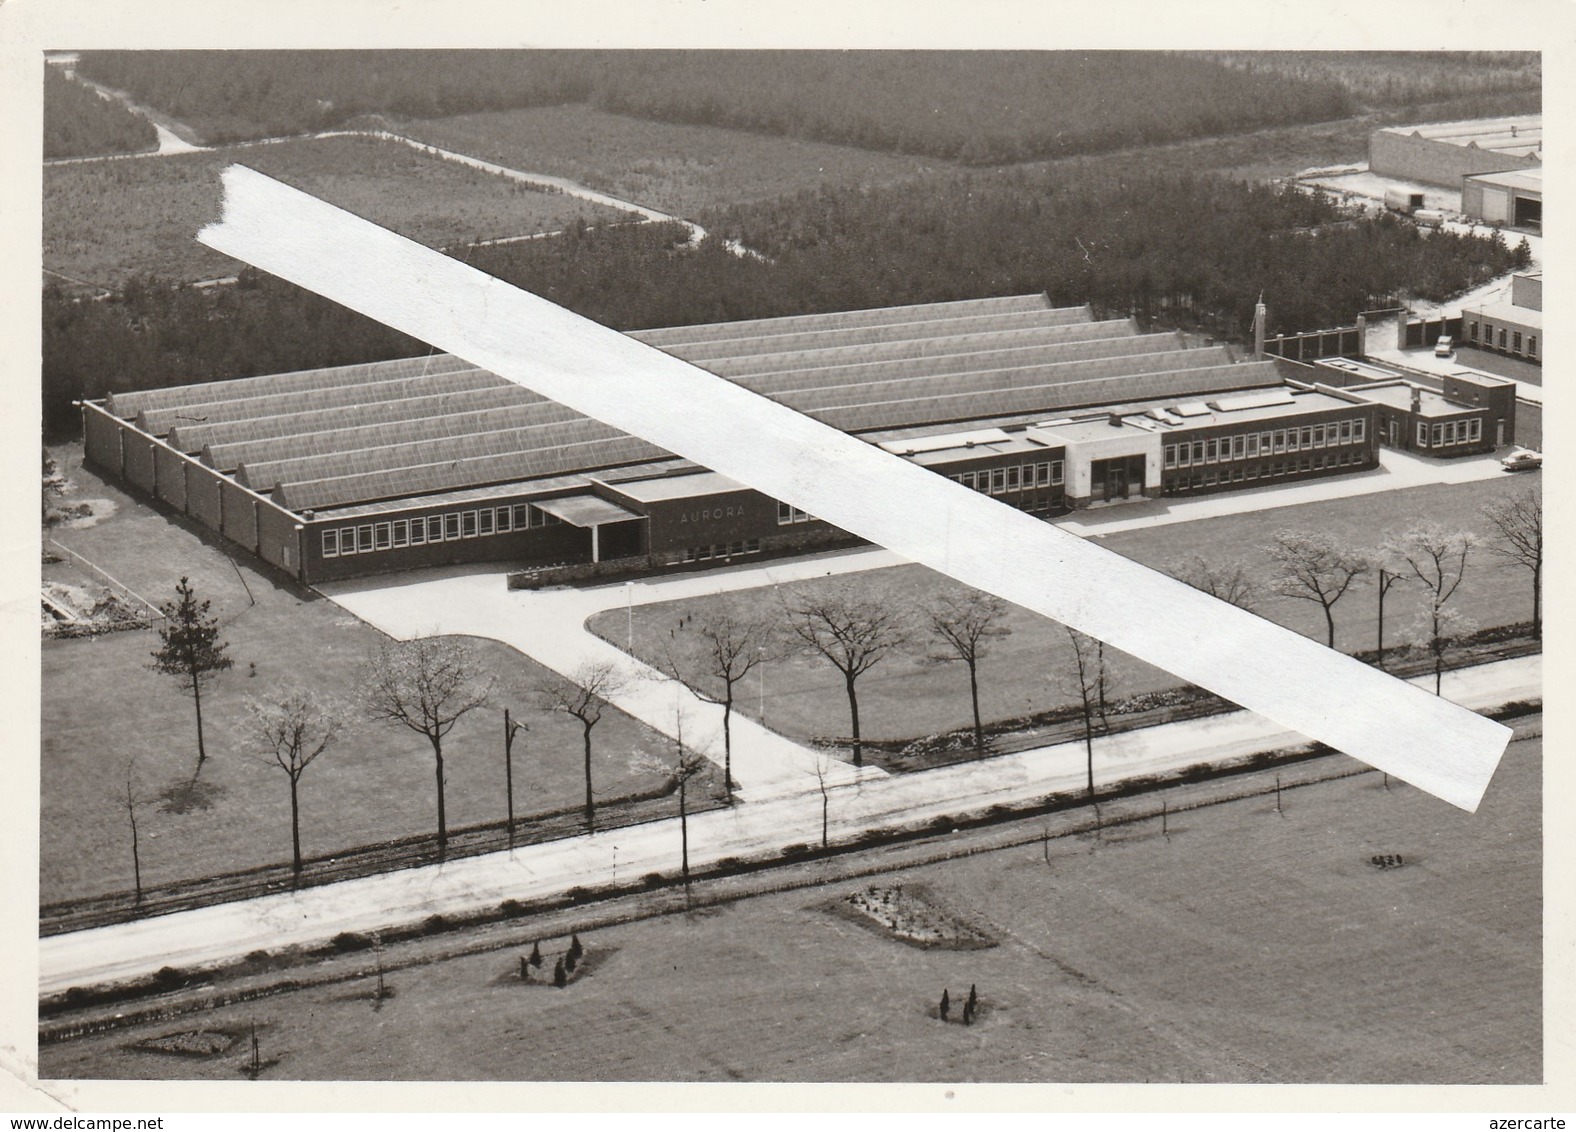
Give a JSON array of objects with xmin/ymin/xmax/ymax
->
[{"xmin": 30, "ymin": 43, "xmax": 1543, "ymax": 1094}]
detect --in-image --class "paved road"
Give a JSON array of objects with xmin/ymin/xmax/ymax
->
[{"xmin": 37, "ymin": 654, "xmax": 1537, "ymax": 995}]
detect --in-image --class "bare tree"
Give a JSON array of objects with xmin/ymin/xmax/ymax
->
[
  {"xmin": 636, "ymin": 716, "xmax": 709, "ymax": 900},
  {"xmin": 149, "ymin": 576, "xmax": 233, "ymax": 774},
  {"xmin": 1480, "ymin": 487, "xmax": 1542, "ymax": 639},
  {"xmin": 364, "ymin": 637, "xmax": 493, "ymax": 856},
  {"xmin": 1264, "ymin": 529, "xmax": 1370, "ymax": 649},
  {"xmin": 538, "ymin": 660, "xmax": 626, "ymax": 832},
  {"xmin": 812, "ymin": 752, "xmax": 833, "ymax": 849},
  {"xmin": 658, "ymin": 607, "xmax": 775, "ymax": 801},
  {"xmin": 1372, "ymin": 564, "xmax": 1406, "ymax": 667},
  {"xmin": 1167, "ymin": 554, "xmax": 1258, "ymax": 611},
  {"xmin": 247, "ymin": 691, "xmax": 343, "ymax": 879},
  {"xmin": 923, "ymin": 589, "xmax": 1012, "ymax": 756},
  {"xmin": 785, "ymin": 584, "xmax": 909, "ymax": 767},
  {"xmin": 1058, "ymin": 629, "xmax": 1117, "ymax": 799},
  {"xmin": 1383, "ymin": 524, "xmax": 1475, "ymax": 695},
  {"xmin": 120, "ymin": 758, "xmax": 151, "ymax": 906}
]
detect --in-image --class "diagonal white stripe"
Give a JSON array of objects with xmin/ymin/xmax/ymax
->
[{"xmin": 199, "ymin": 165, "xmax": 1509, "ymax": 811}]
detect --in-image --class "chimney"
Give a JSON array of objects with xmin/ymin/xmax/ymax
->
[
  {"xmin": 1410, "ymin": 386, "xmax": 1422, "ymax": 414},
  {"xmin": 1253, "ymin": 297, "xmax": 1267, "ymax": 359},
  {"xmin": 1107, "ymin": 412, "xmax": 1123, "ymax": 429}
]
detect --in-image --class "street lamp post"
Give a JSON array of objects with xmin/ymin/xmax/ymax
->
[
  {"xmin": 626, "ymin": 581, "xmax": 634, "ymax": 650},
  {"xmin": 504, "ymin": 709, "xmax": 526, "ymax": 851},
  {"xmin": 757, "ymin": 645, "xmax": 767, "ymax": 725}
]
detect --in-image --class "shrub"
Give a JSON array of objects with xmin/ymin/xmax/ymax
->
[
  {"xmin": 420, "ymin": 914, "xmax": 447, "ymax": 936},
  {"xmin": 641, "ymin": 872, "xmax": 665, "ymax": 888},
  {"xmin": 714, "ymin": 856, "xmax": 743, "ymax": 873},
  {"xmin": 153, "ymin": 966, "xmax": 185, "ymax": 990},
  {"xmin": 330, "ymin": 931, "xmax": 373, "ymax": 952},
  {"xmin": 499, "ymin": 899, "xmax": 526, "ymax": 918},
  {"xmin": 244, "ymin": 949, "xmax": 271, "ymax": 965},
  {"xmin": 780, "ymin": 843, "xmax": 810, "ymax": 858},
  {"xmin": 564, "ymin": 886, "xmax": 590, "ymax": 904}
]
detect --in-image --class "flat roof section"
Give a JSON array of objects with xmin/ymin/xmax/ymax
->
[
  {"xmin": 1465, "ymin": 168, "xmax": 1543, "ymax": 194},
  {"xmin": 1348, "ymin": 383, "xmax": 1477, "ymax": 418},
  {"xmin": 1379, "ymin": 114, "xmax": 1542, "ymax": 155},
  {"xmin": 605, "ymin": 471, "xmax": 748, "ymax": 502},
  {"xmin": 534, "ymin": 494, "xmax": 644, "ymax": 528},
  {"xmin": 1464, "ymin": 301, "xmax": 1543, "ymax": 329}
]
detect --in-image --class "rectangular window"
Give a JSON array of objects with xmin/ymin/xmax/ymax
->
[
  {"xmin": 1469, "ymin": 418, "xmax": 1482, "ymax": 442},
  {"xmin": 1339, "ymin": 420, "xmax": 1352, "ymax": 443},
  {"xmin": 511, "ymin": 505, "xmax": 529, "ymax": 530},
  {"xmin": 392, "ymin": 519, "xmax": 409, "ymax": 548},
  {"xmin": 1204, "ymin": 470, "xmax": 1218, "ymax": 486},
  {"xmin": 991, "ymin": 468, "xmax": 1007, "ymax": 495},
  {"xmin": 478, "ymin": 509, "xmax": 495, "ymax": 536},
  {"xmin": 1037, "ymin": 462, "xmax": 1052, "ymax": 487},
  {"xmin": 1189, "ymin": 441, "xmax": 1203, "ymax": 464},
  {"xmin": 1202, "ymin": 438, "xmax": 1215, "ymax": 463},
  {"xmin": 1300, "ymin": 427, "xmax": 1313, "ymax": 449},
  {"xmin": 1432, "ymin": 423, "xmax": 1445, "ymax": 447},
  {"xmin": 1273, "ymin": 430, "xmax": 1286, "ymax": 453},
  {"xmin": 1005, "ymin": 465, "xmax": 1021, "ymax": 491},
  {"xmin": 338, "ymin": 527, "xmax": 356, "ymax": 556},
  {"xmin": 1299, "ymin": 457, "xmax": 1312, "ymax": 472},
  {"xmin": 1246, "ymin": 464, "xmax": 1259, "ymax": 480},
  {"xmin": 778, "ymin": 501, "xmax": 793, "ymax": 524},
  {"xmin": 410, "ymin": 517, "xmax": 426, "ymax": 545},
  {"xmin": 444, "ymin": 513, "xmax": 461, "ymax": 540},
  {"xmin": 1528, "ymin": 336, "xmax": 1537, "ymax": 357},
  {"xmin": 495, "ymin": 506, "xmax": 511, "ymax": 533},
  {"xmin": 358, "ymin": 525, "xmax": 375, "ymax": 554},
  {"xmin": 1469, "ymin": 321, "xmax": 1478, "ymax": 342},
  {"xmin": 1445, "ymin": 421, "xmax": 1458, "ymax": 445},
  {"xmin": 1246, "ymin": 433, "xmax": 1260, "ymax": 457},
  {"xmin": 425, "ymin": 516, "xmax": 442, "ymax": 543},
  {"xmin": 1164, "ymin": 445, "xmax": 1177, "ymax": 469},
  {"xmin": 1176, "ymin": 443, "xmax": 1190, "ymax": 468},
  {"xmin": 1417, "ymin": 422, "xmax": 1428, "ymax": 447},
  {"xmin": 745, "ymin": 538, "xmax": 761, "ymax": 553},
  {"xmin": 461, "ymin": 511, "xmax": 478, "ymax": 538},
  {"xmin": 1352, "ymin": 418, "xmax": 1365, "ymax": 443},
  {"xmin": 1051, "ymin": 460, "xmax": 1064, "ymax": 485},
  {"xmin": 1512, "ymin": 332, "xmax": 1522, "ymax": 354},
  {"xmin": 1498, "ymin": 328, "xmax": 1507, "ymax": 349},
  {"xmin": 1311, "ymin": 424, "xmax": 1325, "ymax": 448},
  {"xmin": 1232, "ymin": 466, "xmax": 1245, "ymax": 482},
  {"xmin": 374, "ymin": 522, "xmax": 392, "ymax": 551},
  {"xmin": 322, "ymin": 529, "xmax": 339, "ymax": 558},
  {"xmin": 1232, "ymin": 435, "xmax": 1246, "ymax": 459}
]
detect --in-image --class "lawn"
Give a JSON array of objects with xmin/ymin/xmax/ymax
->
[
  {"xmin": 43, "ymin": 134, "xmax": 627, "ymax": 288},
  {"xmin": 39, "ymin": 447, "xmax": 678, "ymax": 906},
  {"xmin": 396, "ymin": 103, "xmax": 944, "ymax": 219},
  {"xmin": 40, "ymin": 729, "xmax": 1540, "ymax": 1083},
  {"xmin": 588, "ymin": 475, "xmax": 1542, "ymax": 750}
]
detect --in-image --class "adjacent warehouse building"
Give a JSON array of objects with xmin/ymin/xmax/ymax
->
[
  {"xmin": 85, "ymin": 294, "xmax": 1391, "ymax": 585},
  {"xmin": 1369, "ymin": 115, "xmax": 1541, "ymax": 189},
  {"xmin": 1461, "ymin": 270, "xmax": 1542, "ymax": 365},
  {"xmin": 1462, "ymin": 167, "xmax": 1542, "ymax": 231}
]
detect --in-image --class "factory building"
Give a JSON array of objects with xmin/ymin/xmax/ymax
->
[
  {"xmin": 86, "ymin": 295, "xmax": 1396, "ymax": 585},
  {"xmin": 1369, "ymin": 115, "xmax": 1541, "ymax": 189},
  {"xmin": 1461, "ymin": 270, "xmax": 1542, "ymax": 366},
  {"xmin": 1462, "ymin": 167, "xmax": 1542, "ymax": 231},
  {"xmin": 1309, "ymin": 359, "xmax": 1517, "ymax": 453}
]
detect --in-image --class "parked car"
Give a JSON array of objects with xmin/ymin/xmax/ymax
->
[
  {"xmin": 1500, "ymin": 448, "xmax": 1543, "ymax": 472},
  {"xmin": 1434, "ymin": 335, "xmax": 1454, "ymax": 357}
]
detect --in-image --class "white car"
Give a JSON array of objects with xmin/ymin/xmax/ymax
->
[
  {"xmin": 1434, "ymin": 336, "xmax": 1454, "ymax": 357},
  {"xmin": 1500, "ymin": 448, "xmax": 1542, "ymax": 472}
]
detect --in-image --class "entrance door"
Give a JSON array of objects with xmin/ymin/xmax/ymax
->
[
  {"xmin": 1496, "ymin": 419, "xmax": 1506, "ymax": 447},
  {"xmin": 1106, "ymin": 466, "xmax": 1126, "ymax": 500},
  {"xmin": 1389, "ymin": 420, "xmax": 1400, "ymax": 446}
]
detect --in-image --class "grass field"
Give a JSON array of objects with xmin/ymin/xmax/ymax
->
[
  {"xmin": 39, "ymin": 449, "xmax": 676, "ymax": 905},
  {"xmin": 43, "ymin": 134, "xmax": 627, "ymax": 288},
  {"xmin": 589, "ymin": 476, "xmax": 1542, "ymax": 749},
  {"xmin": 40, "ymin": 729, "xmax": 1540, "ymax": 1083},
  {"xmin": 397, "ymin": 104, "xmax": 944, "ymax": 218}
]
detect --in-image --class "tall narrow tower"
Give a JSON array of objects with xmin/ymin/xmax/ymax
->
[{"xmin": 1253, "ymin": 297, "xmax": 1267, "ymax": 359}]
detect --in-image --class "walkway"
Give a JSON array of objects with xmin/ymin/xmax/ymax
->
[{"xmin": 37, "ymin": 654, "xmax": 1538, "ymax": 996}]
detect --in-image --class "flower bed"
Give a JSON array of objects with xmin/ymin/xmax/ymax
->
[{"xmin": 837, "ymin": 884, "xmax": 995, "ymax": 950}]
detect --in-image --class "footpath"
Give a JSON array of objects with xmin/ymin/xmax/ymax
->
[{"xmin": 38, "ymin": 653, "xmax": 1538, "ymax": 997}]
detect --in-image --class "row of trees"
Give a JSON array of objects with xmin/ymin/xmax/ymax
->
[
  {"xmin": 1170, "ymin": 492, "xmax": 1541, "ymax": 693},
  {"xmin": 44, "ymin": 171, "xmax": 1529, "ymax": 439},
  {"xmin": 44, "ymin": 66, "xmax": 158, "ymax": 159},
  {"xmin": 71, "ymin": 50, "xmax": 1356, "ymax": 162}
]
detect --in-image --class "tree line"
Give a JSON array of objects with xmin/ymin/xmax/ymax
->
[
  {"xmin": 126, "ymin": 487, "xmax": 1537, "ymax": 903},
  {"xmin": 44, "ymin": 67, "xmax": 158, "ymax": 160},
  {"xmin": 71, "ymin": 50, "xmax": 1357, "ymax": 163},
  {"xmin": 44, "ymin": 171, "xmax": 1526, "ymax": 440}
]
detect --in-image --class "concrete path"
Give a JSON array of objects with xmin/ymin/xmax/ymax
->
[
  {"xmin": 320, "ymin": 549, "xmax": 909, "ymax": 799},
  {"xmin": 37, "ymin": 654, "xmax": 1538, "ymax": 996}
]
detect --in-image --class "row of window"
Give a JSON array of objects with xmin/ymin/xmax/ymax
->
[
  {"xmin": 1468, "ymin": 321, "xmax": 1537, "ymax": 358},
  {"xmin": 947, "ymin": 460, "xmax": 1065, "ymax": 495},
  {"xmin": 672, "ymin": 539, "xmax": 764, "ymax": 565},
  {"xmin": 321, "ymin": 503, "xmax": 563, "ymax": 558},
  {"xmin": 777, "ymin": 503, "xmax": 816, "ymax": 525},
  {"xmin": 1164, "ymin": 419, "xmax": 1366, "ymax": 470},
  {"xmin": 1163, "ymin": 449, "xmax": 1366, "ymax": 492},
  {"xmin": 1419, "ymin": 418, "xmax": 1483, "ymax": 448}
]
